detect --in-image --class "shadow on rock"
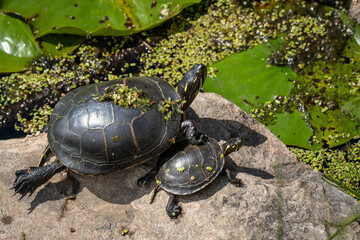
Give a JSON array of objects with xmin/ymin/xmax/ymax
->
[
  {"xmin": 225, "ymin": 157, "xmax": 274, "ymax": 180},
  {"xmin": 28, "ymin": 173, "xmax": 78, "ymax": 213},
  {"xmin": 28, "ymin": 165, "xmax": 154, "ymax": 213},
  {"xmin": 74, "ymin": 165, "xmax": 154, "ymax": 204},
  {"xmin": 186, "ymin": 108, "xmax": 267, "ymax": 147}
]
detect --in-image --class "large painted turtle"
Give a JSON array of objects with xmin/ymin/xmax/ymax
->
[
  {"xmin": 151, "ymin": 137, "xmax": 243, "ymax": 218},
  {"xmin": 12, "ymin": 64, "xmax": 207, "ymax": 199}
]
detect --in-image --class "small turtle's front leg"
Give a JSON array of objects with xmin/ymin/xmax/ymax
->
[
  {"xmin": 12, "ymin": 160, "xmax": 66, "ymax": 200},
  {"xmin": 224, "ymin": 169, "xmax": 242, "ymax": 187},
  {"xmin": 166, "ymin": 194, "xmax": 182, "ymax": 219},
  {"xmin": 137, "ymin": 169, "xmax": 156, "ymax": 187},
  {"xmin": 181, "ymin": 120, "xmax": 207, "ymax": 145}
]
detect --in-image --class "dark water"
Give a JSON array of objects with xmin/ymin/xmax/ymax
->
[{"xmin": 0, "ymin": 127, "xmax": 26, "ymax": 140}]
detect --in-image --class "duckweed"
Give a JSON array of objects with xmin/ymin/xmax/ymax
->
[
  {"xmin": 291, "ymin": 142, "xmax": 360, "ymax": 200},
  {"xmin": 159, "ymin": 98, "xmax": 185, "ymax": 121},
  {"xmin": 95, "ymin": 84, "xmax": 155, "ymax": 109}
]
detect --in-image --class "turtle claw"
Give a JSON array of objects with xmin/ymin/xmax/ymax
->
[
  {"xmin": 15, "ymin": 169, "xmax": 28, "ymax": 177},
  {"xmin": 12, "ymin": 161, "xmax": 66, "ymax": 200},
  {"xmin": 12, "ymin": 168, "xmax": 39, "ymax": 199}
]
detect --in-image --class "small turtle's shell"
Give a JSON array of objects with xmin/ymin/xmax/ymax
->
[
  {"xmin": 156, "ymin": 138, "xmax": 224, "ymax": 195},
  {"xmin": 48, "ymin": 77, "xmax": 181, "ymax": 176}
]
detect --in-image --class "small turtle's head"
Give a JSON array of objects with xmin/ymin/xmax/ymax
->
[
  {"xmin": 222, "ymin": 137, "xmax": 243, "ymax": 157},
  {"xmin": 177, "ymin": 64, "xmax": 207, "ymax": 111}
]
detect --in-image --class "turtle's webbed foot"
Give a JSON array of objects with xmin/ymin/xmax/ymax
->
[
  {"xmin": 12, "ymin": 160, "xmax": 66, "ymax": 200},
  {"xmin": 167, "ymin": 204, "xmax": 182, "ymax": 219},
  {"xmin": 166, "ymin": 194, "xmax": 182, "ymax": 219},
  {"xmin": 12, "ymin": 167, "xmax": 41, "ymax": 200}
]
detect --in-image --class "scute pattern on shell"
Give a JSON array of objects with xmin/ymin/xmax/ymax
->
[
  {"xmin": 48, "ymin": 77, "xmax": 181, "ymax": 175},
  {"xmin": 157, "ymin": 138, "xmax": 225, "ymax": 195}
]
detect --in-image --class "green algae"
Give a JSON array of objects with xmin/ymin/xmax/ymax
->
[
  {"xmin": 94, "ymin": 83, "xmax": 183, "ymax": 121},
  {"xmin": 95, "ymin": 83, "xmax": 156, "ymax": 109},
  {"xmin": 14, "ymin": 105, "xmax": 53, "ymax": 134},
  {"xmin": 291, "ymin": 142, "xmax": 360, "ymax": 200},
  {"xmin": 159, "ymin": 98, "xmax": 184, "ymax": 121}
]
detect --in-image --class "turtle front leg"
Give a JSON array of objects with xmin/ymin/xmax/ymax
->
[
  {"xmin": 12, "ymin": 160, "xmax": 66, "ymax": 200},
  {"xmin": 137, "ymin": 169, "xmax": 156, "ymax": 187},
  {"xmin": 224, "ymin": 169, "xmax": 242, "ymax": 187},
  {"xmin": 181, "ymin": 120, "xmax": 207, "ymax": 145},
  {"xmin": 166, "ymin": 194, "xmax": 182, "ymax": 218}
]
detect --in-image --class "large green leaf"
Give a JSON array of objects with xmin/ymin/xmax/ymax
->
[
  {"xmin": 204, "ymin": 37, "xmax": 360, "ymax": 149},
  {"xmin": 204, "ymin": 44, "xmax": 295, "ymax": 113},
  {"xmin": 39, "ymin": 34, "xmax": 85, "ymax": 55},
  {"xmin": 268, "ymin": 111, "xmax": 313, "ymax": 149},
  {"xmin": 1, "ymin": 0, "xmax": 200, "ymax": 37},
  {"xmin": 308, "ymin": 106, "xmax": 356, "ymax": 149},
  {"xmin": 0, "ymin": 13, "xmax": 40, "ymax": 72}
]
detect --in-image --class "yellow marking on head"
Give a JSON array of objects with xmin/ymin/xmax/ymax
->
[
  {"xmin": 224, "ymin": 145, "xmax": 231, "ymax": 153},
  {"xmin": 184, "ymin": 83, "xmax": 188, "ymax": 92}
]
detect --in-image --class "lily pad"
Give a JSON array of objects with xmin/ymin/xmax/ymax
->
[
  {"xmin": 204, "ymin": 43, "xmax": 295, "ymax": 113},
  {"xmin": 0, "ymin": 13, "xmax": 40, "ymax": 72},
  {"xmin": 308, "ymin": 106, "xmax": 356, "ymax": 149},
  {"xmin": 204, "ymin": 37, "xmax": 360, "ymax": 149},
  {"xmin": 1, "ymin": 0, "xmax": 200, "ymax": 37},
  {"xmin": 268, "ymin": 111, "xmax": 313, "ymax": 149},
  {"xmin": 39, "ymin": 34, "xmax": 85, "ymax": 55}
]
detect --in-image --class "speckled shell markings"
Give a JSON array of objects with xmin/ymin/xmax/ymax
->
[
  {"xmin": 47, "ymin": 77, "xmax": 181, "ymax": 176},
  {"xmin": 156, "ymin": 138, "xmax": 225, "ymax": 195}
]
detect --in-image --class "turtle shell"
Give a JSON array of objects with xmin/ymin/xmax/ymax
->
[
  {"xmin": 156, "ymin": 138, "xmax": 225, "ymax": 195},
  {"xmin": 47, "ymin": 77, "xmax": 181, "ymax": 176}
]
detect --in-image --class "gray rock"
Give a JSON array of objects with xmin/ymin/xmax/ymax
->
[
  {"xmin": 349, "ymin": 0, "xmax": 360, "ymax": 25},
  {"xmin": 1, "ymin": 93, "xmax": 359, "ymax": 239}
]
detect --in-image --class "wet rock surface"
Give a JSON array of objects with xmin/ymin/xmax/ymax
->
[{"xmin": 1, "ymin": 93, "xmax": 359, "ymax": 239}]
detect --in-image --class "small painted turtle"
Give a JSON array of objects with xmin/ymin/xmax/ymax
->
[
  {"xmin": 12, "ymin": 64, "xmax": 207, "ymax": 199},
  {"xmin": 152, "ymin": 137, "xmax": 243, "ymax": 218}
]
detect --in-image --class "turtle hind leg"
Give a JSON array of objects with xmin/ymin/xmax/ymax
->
[
  {"xmin": 12, "ymin": 160, "xmax": 66, "ymax": 200},
  {"xmin": 166, "ymin": 194, "xmax": 182, "ymax": 219},
  {"xmin": 38, "ymin": 144, "xmax": 51, "ymax": 167}
]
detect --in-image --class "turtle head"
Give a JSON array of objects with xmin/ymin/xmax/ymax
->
[
  {"xmin": 222, "ymin": 137, "xmax": 243, "ymax": 157},
  {"xmin": 177, "ymin": 64, "xmax": 207, "ymax": 111}
]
